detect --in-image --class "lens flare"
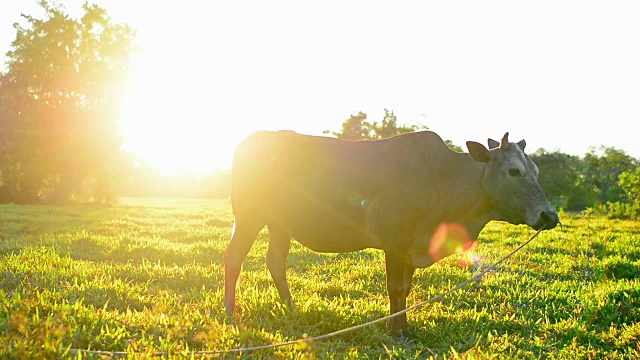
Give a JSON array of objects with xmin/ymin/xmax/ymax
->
[
  {"xmin": 458, "ymin": 241, "xmax": 479, "ymax": 268},
  {"xmin": 429, "ymin": 222, "xmax": 476, "ymax": 267},
  {"xmin": 348, "ymin": 191, "xmax": 362, "ymax": 206}
]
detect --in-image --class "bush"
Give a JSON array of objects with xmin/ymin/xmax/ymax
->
[{"xmin": 594, "ymin": 201, "xmax": 640, "ymax": 220}]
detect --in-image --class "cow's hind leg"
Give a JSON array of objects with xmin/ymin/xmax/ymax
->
[
  {"xmin": 401, "ymin": 263, "xmax": 416, "ymax": 338},
  {"xmin": 266, "ymin": 223, "xmax": 293, "ymax": 306},
  {"xmin": 385, "ymin": 252, "xmax": 416, "ymax": 338},
  {"xmin": 224, "ymin": 218, "xmax": 264, "ymax": 315}
]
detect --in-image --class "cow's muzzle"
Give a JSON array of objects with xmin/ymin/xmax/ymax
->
[{"xmin": 535, "ymin": 208, "xmax": 560, "ymax": 230}]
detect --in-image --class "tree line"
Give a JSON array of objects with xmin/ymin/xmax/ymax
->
[
  {"xmin": 531, "ymin": 147, "xmax": 639, "ymax": 217},
  {"xmin": 0, "ymin": 2, "xmax": 638, "ymax": 218}
]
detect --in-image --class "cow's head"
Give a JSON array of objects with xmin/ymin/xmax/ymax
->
[{"xmin": 466, "ymin": 132, "xmax": 559, "ymax": 230}]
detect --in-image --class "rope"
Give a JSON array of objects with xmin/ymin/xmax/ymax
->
[{"xmin": 68, "ymin": 225, "xmax": 546, "ymax": 357}]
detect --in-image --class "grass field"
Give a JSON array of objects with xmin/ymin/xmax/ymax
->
[{"xmin": 1, "ymin": 198, "xmax": 639, "ymax": 359}]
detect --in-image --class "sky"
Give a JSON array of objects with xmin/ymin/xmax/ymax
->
[{"xmin": 2, "ymin": 1, "xmax": 640, "ymax": 174}]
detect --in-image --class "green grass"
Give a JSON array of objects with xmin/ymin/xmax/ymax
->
[{"xmin": 1, "ymin": 199, "xmax": 639, "ymax": 359}]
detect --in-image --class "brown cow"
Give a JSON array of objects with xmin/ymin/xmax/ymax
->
[{"xmin": 224, "ymin": 130, "xmax": 559, "ymax": 337}]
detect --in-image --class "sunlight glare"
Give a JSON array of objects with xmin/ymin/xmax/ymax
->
[
  {"xmin": 119, "ymin": 54, "xmax": 251, "ymax": 175},
  {"xmin": 429, "ymin": 222, "xmax": 476, "ymax": 266}
]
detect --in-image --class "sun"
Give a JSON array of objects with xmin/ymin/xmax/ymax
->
[
  {"xmin": 120, "ymin": 115, "xmax": 241, "ymax": 176},
  {"xmin": 118, "ymin": 56, "xmax": 250, "ymax": 175},
  {"xmin": 114, "ymin": 3, "xmax": 340, "ymax": 176}
]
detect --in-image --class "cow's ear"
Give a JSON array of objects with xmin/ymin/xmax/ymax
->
[
  {"xmin": 488, "ymin": 138, "xmax": 500, "ymax": 149},
  {"xmin": 517, "ymin": 139, "xmax": 526, "ymax": 151},
  {"xmin": 466, "ymin": 141, "xmax": 491, "ymax": 163}
]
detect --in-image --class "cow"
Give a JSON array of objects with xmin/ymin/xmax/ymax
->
[{"xmin": 223, "ymin": 130, "xmax": 559, "ymax": 337}]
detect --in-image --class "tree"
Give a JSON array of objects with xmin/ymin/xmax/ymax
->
[
  {"xmin": 530, "ymin": 149, "xmax": 581, "ymax": 209},
  {"xmin": 370, "ymin": 109, "xmax": 422, "ymax": 139},
  {"xmin": 618, "ymin": 168, "xmax": 640, "ymax": 216},
  {"xmin": 326, "ymin": 109, "xmax": 425, "ymax": 141},
  {"xmin": 444, "ymin": 140, "xmax": 464, "ymax": 153},
  {"xmin": 326, "ymin": 110, "xmax": 466, "ymax": 153},
  {"xmin": 327, "ymin": 111, "xmax": 374, "ymax": 140},
  {"xmin": 579, "ymin": 146, "xmax": 639, "ymax": 205},
  {"xmin": 620, "ymin": 168, "xmax": 640, "ymax": 202},
  {"xmin": 0, "ymin": 1, "xmax": 136, "ymax": 203},
  {"xmin": 327, "ymin": 110, "xmax": 465, "ymax": 152}
]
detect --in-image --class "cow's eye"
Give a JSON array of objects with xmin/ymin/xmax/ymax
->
[{"xmin": 508, "ymin": 168, "xmax": 523, "ymax": 177}]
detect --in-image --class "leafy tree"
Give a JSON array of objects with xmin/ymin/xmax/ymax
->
[
  {"xmin": 327, "ymin": 111, "xmax": 374, "ymax": 140},
  {"xmin": 530, "ymin": 149, "xmax": 581, "ymax": 209},
  {"xmin": 371, "ymin": 109, "xmax": 423, "ymax": 139},
  {"xmin": 444, "ymin": 140, "xmax": 464, "ymax": 153},
  {"xmin": 326, "ymin": 110, "xmax": 464, "ymax": 152},
  {"xmin": 326, "ymin": 109, "xmax": 425, "ymax": 140},
  {"xmin": 618, "ymin": 168, "xmax": 640, "ymax": 216},
  {"xmin": 0, "ymin": 1, "xmax": 135, "ymax": 204},
  {"xmin": 579, "ymin": 146, "xmax": 639, "ymax": 205},
  {"xmin": 620, "ymin": 168, "xmax": 640, "ymax": 203}
]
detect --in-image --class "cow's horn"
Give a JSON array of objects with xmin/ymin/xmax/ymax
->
[{"xmin": 501, "ymin": 132, "xmax": 510, "ymax": 148}]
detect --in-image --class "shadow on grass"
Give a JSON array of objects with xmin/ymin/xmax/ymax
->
[
  {"xmin": 286, "ymin": 248, "xmax": 381, "ymax": 271},
  {"xmin": 236, "ymin": 299, "xmax": 390, "ymax": 350}
]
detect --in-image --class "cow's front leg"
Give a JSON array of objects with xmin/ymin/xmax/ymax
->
[{"xmin": 384, "ymin": 252, "xmax": 416, "ymax": 338}]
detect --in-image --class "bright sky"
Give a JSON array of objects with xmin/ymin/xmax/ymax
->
[{"xmin": 2, "ymin": 1, "xmax": 640, "ymax": 175}]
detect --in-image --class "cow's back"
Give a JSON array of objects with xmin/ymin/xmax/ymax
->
[{"xmin": 231, "ymin": 130, "xmax": 454, "ymax": 252}]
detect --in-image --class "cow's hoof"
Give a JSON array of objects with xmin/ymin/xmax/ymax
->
[
  {"xmin": 223, "ymin": 312, "xmax": 236, "ymax": 324},
  {"xmin": 401, "ymin": 328, "xmax": 416, "ymax": 340},
  {"xmin": 283, "ymin": 298, "xmax": 296, "ymax": 309},
  {"xmin": 389, "ymin": 328, "xmax": 416, "ymax": 340},
  {"xmin": 223, "ymin": 303, "xmax": 239, "ymax": 324}
]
